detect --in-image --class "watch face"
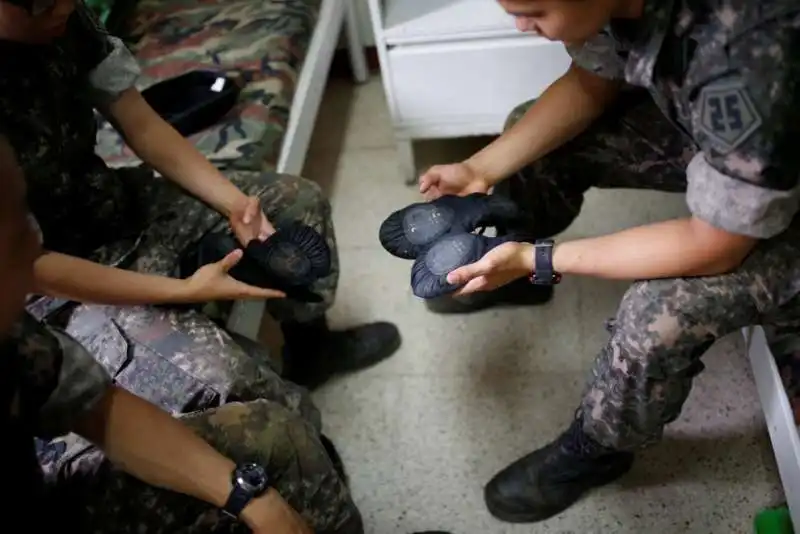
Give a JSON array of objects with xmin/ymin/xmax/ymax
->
[{"xmin": 235, "ymin": 463, "xmax": 268, "ymax": 494}]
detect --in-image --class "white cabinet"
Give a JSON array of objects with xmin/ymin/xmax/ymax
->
[{"xmin": 366, "ymin": 0, "xmax": 571, "ymax": 183}]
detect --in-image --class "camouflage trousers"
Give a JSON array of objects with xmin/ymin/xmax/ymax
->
[
  {"xmin": 47, "ymin": 399, "xmax": 362, "ymax": 534},
  {"xmin": 29, "ymin": 169, "xmax": 340, "ymax": 416},
  {"xmin": 32, "ymin": 170, "xmax": 359, "ymax": 532},
  {"xmin": 501, "ymin": 91, "xmax": 800, "ymax": 450}
]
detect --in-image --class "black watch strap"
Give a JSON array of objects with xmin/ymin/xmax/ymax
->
[
  {"xmin": 530, "ymin": 239, "xmax": 561, "ymax": 285},
  {"xmin": 222, "ymin": 463, "xmax": 269, "ymax": 519},
  {"xmin": 223, "ymin": 485, "xmax": 252, "ymax": 518}
]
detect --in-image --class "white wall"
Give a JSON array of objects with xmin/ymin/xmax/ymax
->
[{"xmin": 353, "ymin": 0, "xmax": 376, "ymax": 46}]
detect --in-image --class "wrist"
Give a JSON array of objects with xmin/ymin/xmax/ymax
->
[
  {"xmin": 550, "ymin": 239, "xmax": 577, "ymax": 276},
  {"xmin": 218, "ymin": 190, "xmax": 248, "ymax": 218},
  {"xmin": 240, "ymin": 489, "xmax": 281, "ymax": 530},
  {"xmin": 516, "ymin": 242, "xmax": 536, "ymax": 274},
  {"xmin": 464, "ymin": 155, "xmax": 502, "ymax": 188},
  {"xmin": 171, "ymin": 277, "xmax": 205, "ymax": 303}
]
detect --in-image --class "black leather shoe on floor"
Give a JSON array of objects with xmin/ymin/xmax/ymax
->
[
  {"xmin": 484, "ymin": 419, "xmax": 634, "ymax": 523},
  {"xmin": 282, "ymin": 318, "xmax": 401, "ymax": 390},
  {"xmin": 425, "ymin": 278, "xmax": 553, "ymax": 315}
]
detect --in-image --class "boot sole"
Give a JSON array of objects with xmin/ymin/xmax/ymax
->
[
  {"xmin": 484, "ymin": 460, "xmax": 633, "ymax": 523},
  {"xmin": 425, "ymin": 286, "xmax": 554, "ymax": 315}
]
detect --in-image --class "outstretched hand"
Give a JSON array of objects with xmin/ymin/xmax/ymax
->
[
  {"xmin": 418, "ymin": 162, "xmax": 490, "ymax": 201},
  {"xmin": 186, "ymin": 249, "xmax": 285, "ymax": 301},
  {"xmin": 446, "ymin": 242, "xmax": 533, "ymax": 295},
  {"xmin": 229, "ymin": 195, "xmax": 275, "ymax": 246}
]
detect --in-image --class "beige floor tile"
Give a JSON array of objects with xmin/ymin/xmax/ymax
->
[{"xmin": 326, "ymin": 147, "xmax": 423, "ymax": 249}]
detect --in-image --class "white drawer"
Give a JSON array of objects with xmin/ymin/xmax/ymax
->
[
  {"xmin": 386, "ymin": 36, "xmax": 571, "ymax": 136},
  {"xmin": 382, "ymin": 0, "xmax": 519, "ymax": 45}
]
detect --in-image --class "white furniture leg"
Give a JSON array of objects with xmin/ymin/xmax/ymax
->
[
  {"xmin": 744, "ymin": 326, "xmax": 800, "ymax": 530},
  {"xmin": 226, "ymin": 0, "xmax": 346, "ymax": 340},
  {"xmin": 345, "ymin": 0, "xmax": 369, "ymax": 84},
  {"xmin": 226, "ymin": 300, "xmax": 266, "ymax": 341},
  {"xmin": 396, "ymin": 138, "xmax": 416, "ymax": 186}
]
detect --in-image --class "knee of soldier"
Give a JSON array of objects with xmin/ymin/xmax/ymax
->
[
  {"xmin": 612, "ymin": 277, "xmax": 714, "ymax": 364},
  {"xmin": 503, "ymin": 99, "xmax": 536, "ymax": 132},
  {"xmin": 266, "ymin": 173, "xmax": 330, "ymax": 221},
  {"xmin": 195, "ymin": 399, "xmax": 327, "ymax": 469}
]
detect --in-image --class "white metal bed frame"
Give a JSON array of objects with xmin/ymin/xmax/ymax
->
[
  {"xmin": 225, "ymin": 0, "xmax": 368, "ymax": 340},
  {"xmin": 744, "ymin": 326, "xmax": 800, "ymax": 529}
]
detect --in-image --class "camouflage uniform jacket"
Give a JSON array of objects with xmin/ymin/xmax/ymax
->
[
  {"xmin": 0, "ymin": 313, "xmax": 112, "ymax": 529},
  {"xmin": 0, "ymin": 0, "xmax": 146, "ymax": 263},
  {"xmin": 568, "ymin": 0, "xmax": 800, "ymax": 239}
]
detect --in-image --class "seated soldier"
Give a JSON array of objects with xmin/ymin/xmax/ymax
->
[
  {"xmin": 0, "ymin": 133, "xmax": 362, "ymax": 533},
  {"xmin": 0, "ymin": 0, "xmax": 401, "ymax": 399}
]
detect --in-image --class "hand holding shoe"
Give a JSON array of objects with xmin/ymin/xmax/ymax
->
[
  {"xmin": 185, "ymin": 249, "xmax": 286, "ymax": 301},
  {"xmin": 418, "ymin": 162, "xmax": 491, "ymax": 201}
]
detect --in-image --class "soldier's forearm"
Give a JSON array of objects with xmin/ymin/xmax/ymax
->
[
  {"xmin": 551, "ymin": 217, "xmax": 757, "ymax": 280},
  {"xmin": 75, "ymin": 387, "xmax": 287, "ymax": 532},
  {"xmin": 33, "ymin": 251, "xmax": 194, "ymax": 305},
  {"xmin": 107, "ymin": 88, "xmax": 246, "ymax": 217},
  {"xmin": 466, "ymin": 63, "xmax": 621, "ymax": 187},
  {"xmin": 74, "ymin": 387, "xmax": 231, "ymax": 512}
]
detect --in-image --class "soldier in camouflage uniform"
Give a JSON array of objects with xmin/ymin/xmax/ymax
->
[
  {"xmin": 0, "ymin": 134, "xmax": 361, "ymax": 533},
  {"xmin": 419, "ymin": 0, "xmax": 800, "ymax": 524},
  {"xmin": 0, "ymin": 0, "xmax": 401, "ymax": 416}
]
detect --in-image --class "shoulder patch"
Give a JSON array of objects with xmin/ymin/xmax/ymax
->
[{"xmin": 698, "ymin": 80, "xmax": 762, "ymax": 154}]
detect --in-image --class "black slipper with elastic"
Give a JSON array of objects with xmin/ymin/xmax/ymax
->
[
  {"xmin": 182, "ymin": 221, "xmax": 331, "ymax": 302},
  {"xmin": 410, "ymin": 232, "xmax": 529, "ymax": 299},
  {"xmin": 379, "ymin": 193, "xmax": 526, "ymax": 260}
]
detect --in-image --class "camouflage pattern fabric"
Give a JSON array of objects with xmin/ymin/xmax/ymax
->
[
  {"xmin": 58, "ymin": 400, "xmax": 363, "ymax": 533},
  {"xmin": 1, "ymin": 0, "xmax": 339, "ymax": 414},
  {"xmin": 499, "ymin": 0, "xmax": 800, "ymax": 448},
  {"xmin": 95, "ymin": 0, "xmax": 322, "ymax": 171},
  {"xmin": 26, "ymin": 168, "xmax": 339, "ymax": 417},
  {"xmin": 499, "ymin": 91, "xmax": 693, "ymax": 238},
  {"xmin": 4, "ymin": 313, "xmax": 361, "ymax": 533}
]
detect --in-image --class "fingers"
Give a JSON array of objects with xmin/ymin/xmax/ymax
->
[
  {"xmin": 447, "ymin": 258, "xmax": 492, "ymax": 285},
  {"xmin": 258, "ymin": 217, "xmax": 275, "ymax": 241},
  {"xmin": 242, "ymin": 196, "xmax": 260, "ymax": 225},
  {"xmin": 422, "ymin": 187, "xmax": 442, "ymax": 202},
  {"xmin": 453, "ymin": 276, "xmax": 489, "ymax": 296},
  {"xmin": 419, "ymin": 166, "xmax": 441, "ymax": 194},
  {"xmin": 217, "ymin": 249, "xmax": 244, "ymax": 272}
]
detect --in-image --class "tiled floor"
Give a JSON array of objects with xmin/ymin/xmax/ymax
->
[{"xmin": 296, "ymin": 76, "xmax": 784, "ymax": 534}]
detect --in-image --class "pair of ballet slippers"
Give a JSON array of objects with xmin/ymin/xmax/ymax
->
[{"xmin": 379, "ymin": 194, "xmax": 532, "ymax": 299}]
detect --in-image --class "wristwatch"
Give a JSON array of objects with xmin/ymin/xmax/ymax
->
[
  {"xmin": 222, "ymin": 462, "xmax": 270, "ymax": 518},
  {"xmin": 529, "ymin": 239, "xmax": 562, "ymax": 285}
]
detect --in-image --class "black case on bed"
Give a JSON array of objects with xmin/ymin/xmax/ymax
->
[{"xmin": 141, "ymin": 70, "xmax": 241, "ymax": 137}]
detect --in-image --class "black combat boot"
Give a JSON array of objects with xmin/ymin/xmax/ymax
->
[
  {"xmin": 281, "ymin": 317, "xmax": 401, "ymax": 390},
  {"xmin": 484, "ymin": 418, "xmax": 634, "ymax": 523}
]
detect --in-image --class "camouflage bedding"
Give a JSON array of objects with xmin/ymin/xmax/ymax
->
[{"xmin": 95, "ymin": 0, "xmax": 321, "ymax": 171}]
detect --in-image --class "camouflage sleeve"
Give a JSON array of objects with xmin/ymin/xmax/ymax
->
[
  {"xmin": 72, "ymin": 1, "xmax": 141, "ymax": 107},
  {"xmin": 566, "ymin": 28, "xmax": 626, "ymax": 80},
  {"xmin": 13, "ymin": 313, "xmax": 113, "ymax": 438},
  {"xmin": 686, "ymin": 19, "xmax": 800, "ymax": 239}
]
